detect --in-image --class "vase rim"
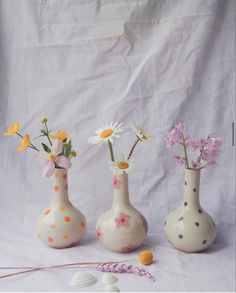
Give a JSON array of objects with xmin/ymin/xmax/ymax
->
[{"xmin": 184, "ymin": 168, "xmax": 200, "ymax": 173}]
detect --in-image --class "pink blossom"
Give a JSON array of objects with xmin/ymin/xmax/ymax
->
[
  {"xmin": 187, "ymin": 137, "xmax": 201, "ymax": 150},
  {"xmin": 172, "ymin": 155, "xmax": 185, "ymax": 166},
  {"xmin": 115, "ymin": 213, "xmax": 131, "ymax": 228},
  {"xmin": 174, "ymin": 121, "xmax": 186, "ymax": 132},
  {"xmin": 121, "ymin": 244, "xmax": 138, "ymax": 253},
  {"xmin": 113, "ymin": 175, "xmax": 122, "ymax": 189},
  {"xmin": 37, "ymin": 139, "xmax": 72, "ymax": 177}
]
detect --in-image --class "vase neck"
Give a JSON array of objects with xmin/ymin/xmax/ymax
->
[
  {"xmin": 112, "ymin": 173, "xmax": 130, "ymax": 208},
  {"xmin": 51, "ymin": 169, "xmax": 70, "ymax": 206},
  {"xmin": 183, "ymin": 169, "xmax": 200, "ymax": 208}
]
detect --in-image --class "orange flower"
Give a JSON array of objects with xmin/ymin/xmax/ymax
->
[
  {"xmin": 17, "ymin": 134, "xmax": 30, "ymax": 152},
  {"xmin": 4, "ymin": 122, "xmax": 20, "ymax": 136},
  {"xmin": 64, "ymin": 216, "xmax": 71, "ymax": 222}
]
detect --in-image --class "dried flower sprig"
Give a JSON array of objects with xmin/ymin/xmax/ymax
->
[
  {"xmin": 4, "ymin": 117, "xmax": 77, "ymax": 177},
  {"xmin": 165, "ymin": 122, "xmax": 223, "ymax": 170},
  {"xmin": 88, "ymin": 122, "xmax": 152, "ymax": 176},
  {"xmin": 97, "ymin": 263, "xmax": 155, "ymax": 282},
  {"xmin": 0, "ymin": 252, "xmax": 156, "ymax": 282}
]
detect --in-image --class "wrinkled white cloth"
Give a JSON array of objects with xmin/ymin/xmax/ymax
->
[{"xmin": 0, "ymin": 0, "xmax": 235, "ymax": 291}]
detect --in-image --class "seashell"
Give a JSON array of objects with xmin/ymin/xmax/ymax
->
[
  {"xmin": 101, "ymin": 273, "xmax": 118, "ymax": 285},
  {"xmin": 70, "ymin": 271, "xmax": 97, "ymax": 288},
  {"xmin": 104, "ymin": 284, "xmax": 120, "ymax": 292}
]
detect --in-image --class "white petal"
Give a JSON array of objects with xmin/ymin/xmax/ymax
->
[{"xmin": 52, "ymin": 139, "xmax": 63, "ymax": 155}]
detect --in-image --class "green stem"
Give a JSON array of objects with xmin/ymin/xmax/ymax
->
[
  {"xmin": 182, "ymin": 135, "xmax": 190, "ymax": 169},
  {"xmin": 108, "ymin": 141, "xmax": 115, "ymax": 162},
  {"xmin": 44, "ymin": 122, "xmax": 52, "ymax": 146},
  {"xmin": 127, "ymin": 137, "xmax": 140, "ymax": 160}
]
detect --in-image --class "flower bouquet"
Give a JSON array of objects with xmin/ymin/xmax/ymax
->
[
  {"xmin": 4, "ymin": 118, "xmax": 86, "ymax": 248},
  {"xmin": 163, "ymin": 122, "xmax": 223, "ymax": 252},
  {"xmin": 88, "ymin": 122, "xmax": 151, "ymax": 252}
]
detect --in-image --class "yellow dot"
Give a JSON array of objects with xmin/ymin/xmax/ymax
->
[
  {"xmin": 118, "ymin": 161, "xmax": 129, "ymax": 169},
  {"xmin": 100, "ymin": 129, "xmax": 113, "ymax": 139},
  {"xmin": 60, "ymin": 206, "xmax": 65, "ymax": 211}
]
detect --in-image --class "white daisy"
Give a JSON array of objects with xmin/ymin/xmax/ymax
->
[
  {"xmin": 88, "ymin": 122, "xmax": 124, "ymax": 145},
  {"xmin": 111, "ymin": 156, "xmax": 134, "ymax": 176},
  {"xmin": 131, "ymin": 125, "xmax": 152, "ymax": 142}
]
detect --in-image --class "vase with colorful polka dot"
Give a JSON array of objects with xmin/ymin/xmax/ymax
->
[
  {"xmin": 36, "ymin": 168, "xmax": 86, "ymax": 248},
  {"xmin": 164, "ymin": 169, "xmax": 216, "ymax": 253},
  {"xmin": 96, "ymin": 173, "xmax": 148, "ymax": 252}
]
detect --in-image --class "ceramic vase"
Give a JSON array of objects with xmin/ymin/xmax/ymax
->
[
  {"xmin": 96, "ymin": 173, "xmax": 148, "ymax": 252},
  {"xmin": 164, "ymin": 169, "xmax": 216, "ymax": 253},
  {"xmin": 36, "ymin": 168, "xmax": 86, "ymax": 248}
]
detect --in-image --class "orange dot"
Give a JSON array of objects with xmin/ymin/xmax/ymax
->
[
  {"xmin": 44, "ymin": 209, "xmax": 51, "ymax": 215},
  {"xmin": 60, "ymin": 206, "xmax": 65, "ymax": 211},
  {"xmin": 62, "ymin": 174, "xmax": 67, "ymax": 180},
  {"xmin": 48, "ymin": 236, "xmax": 53, "ymax": 243},
  {"xmin": 64, "ymin": 216, "xmax": 71, "ymax": 222},
  {"xmin": 63, "ymin": 234, "xmax": 69, "ymax": 240},
  {"xmin": 54, "ymin": 186, "xmax": 59, "ymax": 192}
]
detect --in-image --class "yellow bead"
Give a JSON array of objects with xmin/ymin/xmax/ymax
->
[{"xmin": 139, "ymin": 250, "xmax": 153, "ymax": 265}]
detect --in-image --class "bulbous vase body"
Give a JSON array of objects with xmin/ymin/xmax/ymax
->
[
  {"xmin": 164, "ymin": 169, "xmax": 216, "ymax": 253},
  {"xmin": 96, "ymin": 173, "xmax": 148, "ymax": 252},
  {"xmin": 36, "ymin": 169, "xmax": 86, "ymax": 248}
]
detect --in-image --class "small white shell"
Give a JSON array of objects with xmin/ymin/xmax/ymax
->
[
  {"xmin": 70, "ymin": 271, "xmax": 97, "ymax": 288},
  {"xmin": 101, "ymin": 274, "xmax": 118, "ymax": 285},
  {"xmin": 104, "ymin": 285, "xmax": 120, "ymax": 292}
]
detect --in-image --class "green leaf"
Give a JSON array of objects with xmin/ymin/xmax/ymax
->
[
  {"xmin": 64, "ymin": 140, "xmax": 72, "ymax": 158},
  {"xmin": 42, "ymin": 143, "xmax": 51, "ymax": 153}
]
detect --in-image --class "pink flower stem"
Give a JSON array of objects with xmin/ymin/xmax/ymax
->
[{"xmin": 182, "ymin": 135, "xmax": 189, "ymax": 169}]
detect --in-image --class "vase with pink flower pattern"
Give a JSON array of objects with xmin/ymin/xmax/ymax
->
[
  {"xmin": 36, "ymin": 168, "xmax": 86, "ymax": 248},
  {"xmin": 96, "ymin": 173, "xmax": 148, "ymax": 252}
]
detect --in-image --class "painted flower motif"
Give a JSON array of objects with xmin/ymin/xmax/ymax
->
[
  {"xmin": 96, "ymin": 227, "xmax": 103, "ymax": 240},
  {"xmin": 17, "ymin": 134, "xmax": 30, "ymax": 152},
  {"xmin": 113, "ymin": 175, "xmax": 122, "ymax": 189},
  {"xmin": 131, "ymin": 125, "xmax": 152, "ymax": 142},
  {"xmin": 121, "ymin": 244, "xmax": 137, "ymax": 253},
  {"xmin": 49, "ymin": 130, "xmax": 68, "ymax": 141},
  {"xmin": 37, "ymin": 139, "xmax": 72, "ymax": 177},
  {"xmin": 88, "ymin": 122, "xmax": 124, "ymax": 145},
  {"xmin": 4, "ymin": 122, "xmax": 20, "ymax": 136},
  {"xmin": 140, "ymin": 214, "xmax": 148, "ymax": 234},
  {"xmin": 48, "ymin": 236, "xmax": 53, "ymax": 243},
  {"xmin": 64, "ymin": 216, "xmax": 71, "ymax": 222},
  {"xmin": 44, "ymin": 209, "xmax": 51, "ymax": 215},
  {"xmin": 111, "ymin": 156, "xmax": 134, "ymax": 176},
  {"xmin": 115, "ymin": 212, "xmax": 131, "ymax": 228}
]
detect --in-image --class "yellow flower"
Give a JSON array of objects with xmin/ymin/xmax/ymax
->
[
  {"xmin": 17, "ymin": 134, "xmax": 30, "ymax": 152},
  {"xmin": 4, "ymin": 122, "xmax": 20, "ymax": 136},
  {"xmin": 41, "ymin": 116, "xmax": 47, "ymax": 123},
  {"xmin": 71, "ymin": 150, "xmax": 77, "ymax": 157},
  {"xmin": 49, "ymin": 130, "xmax": 68, "ymax": 141}
]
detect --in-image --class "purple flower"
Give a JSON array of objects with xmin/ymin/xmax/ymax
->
[{"xmin": 172, "ymin": 155, "xmax": 185, "ymax": 166}]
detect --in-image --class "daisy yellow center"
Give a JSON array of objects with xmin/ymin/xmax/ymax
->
[
  {"xmin": 48, "ymin": 152, "xmax": 56, "ymax": 161},
  {"xmin": 100, "ymin": 128, "xmax": 113, "ymax": 139},
  {"xmin": 118, "ymin": 161, "xmax": 129, "ymax": 169}
]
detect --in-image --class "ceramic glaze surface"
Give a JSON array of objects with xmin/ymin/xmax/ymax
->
[
  {"xmin": 96, "ymin": 173, "xmax": 148, "ymax": 252},
  {"xmin": 164, "ymin": 169, "xmax": 216, "ymax": 253},
  {"xmin": 36, "ymin": 169, "xmax": 86, "ymax": 248}
]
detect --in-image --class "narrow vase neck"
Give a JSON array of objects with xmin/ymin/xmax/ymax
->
[
  {"xmin": 112, "ymin": 173, "xmax": 130, "ymax": 207},
  {"xmin": 183, "ymin": 169, "xmax": 200, "ymax": 207},
  {"xmin": 51, "ymin": 169, "xmax": 70, "ymax": 206}
]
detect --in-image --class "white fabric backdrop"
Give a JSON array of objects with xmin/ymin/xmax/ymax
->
[{"xmin": 0, "ymin": 0, "xmax": 235, "ymax": 291}]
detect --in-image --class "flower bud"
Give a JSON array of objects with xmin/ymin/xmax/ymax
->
[{"xmin": 41, "ymin": 116, "xmax": 47, "ymax": 124}]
